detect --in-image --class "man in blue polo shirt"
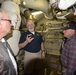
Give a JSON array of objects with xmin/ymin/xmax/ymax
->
[{"xmin": 19, "ymin": 19, "xmax": 45, "ymax": 75}]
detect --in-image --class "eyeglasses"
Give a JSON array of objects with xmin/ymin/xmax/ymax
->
[{"xmin": 1, "ymin": 19, "xmax": 11, "ymax": 24}]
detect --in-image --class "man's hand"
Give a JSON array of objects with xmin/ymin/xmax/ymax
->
[
  {"xmin": 26, "ymin": 35, "xmax": 34, "ymax": 43},
  {"xmin": 41, "ymin": 50, "xmax": 45, "ymax": 59}
]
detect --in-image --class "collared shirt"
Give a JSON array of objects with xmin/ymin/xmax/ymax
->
[
  {"xmin": 1, "ymin": 38, "xmax": 17, "ymax": 74},
  {"xmin": 19, "ymin": 30, "xmax": 44, "ymax": 53},
  {"xmin": 61, "ymin": 34, "xmax": 76, "ymax": 75}
]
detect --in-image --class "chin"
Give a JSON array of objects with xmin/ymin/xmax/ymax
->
[{"xmin": 29, "ymin": 29, "xmax": 34, "ymax": 32}]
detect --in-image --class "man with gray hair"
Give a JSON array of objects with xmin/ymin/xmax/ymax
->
[{"xmin": 0, "ymin": 9, "xmax": 18, "ymax": 75}]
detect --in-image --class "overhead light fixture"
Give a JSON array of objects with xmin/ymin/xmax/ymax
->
[
  {"xmin": 21, "ymin": 1, "xmax": 26, "ymax": 7},
  {"xmin": 32, "ymin": 11, "xmax": 43, "ymax": 15},
  {"xmin": 23, "ymin": 1, "xmax": 26, "ymax": 6}
]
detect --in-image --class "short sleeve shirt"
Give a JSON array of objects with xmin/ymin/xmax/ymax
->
[{"xmin": 19, "ymin": 30, "xmax": 44, "ymax": 53}]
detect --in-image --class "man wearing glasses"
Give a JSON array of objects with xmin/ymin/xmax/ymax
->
[{"xmin": 0, "ymin": 9, "xmax": 18, "ymax": 75}]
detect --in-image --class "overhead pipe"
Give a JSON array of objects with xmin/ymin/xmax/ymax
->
[
  {"xmin": 23, "ymin": 0, "xmax": 53, "ymax": 19},
  {"xmin": 20, "ymin": 5, "xmax": 44, "ymax": 21}
]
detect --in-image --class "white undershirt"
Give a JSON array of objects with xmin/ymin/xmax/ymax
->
[
  {"xmin": 1, "ymin": 38, "xmax": 17, "ymax": 74},
  {"xmin": 7, "ymin": 48, "xmax": 17, "ymax": 74},
  {"xmin": 31, "ymin": 32, "xmax": 35, "ymax": 35}
]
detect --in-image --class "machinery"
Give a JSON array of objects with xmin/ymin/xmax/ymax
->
[
  {"xmin": 0, "ymin": 0, "xmax": 75, "ymax": 56},
  {"xmin": 0, "ymin": 0, "xmax": 76, "ymax": 74}
]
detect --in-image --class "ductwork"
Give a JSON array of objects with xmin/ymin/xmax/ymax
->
[
  {"xmin": 20, "ymin": 5, "xmax": 33, "ymax": 20},
  {"xmin": 20, "ymin": 4, "xmax": 44, "ymax": 21},
  {"xmin": 23, "ymin": 0, "xmax": 48, "ymax": 14},
  {"xmin": 23, "ymin": 0, "xmax": 53, "ymax": 19},
  {"xmin": 58, "ymin": 0, "xmax": 76, "ymax": 10}
]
